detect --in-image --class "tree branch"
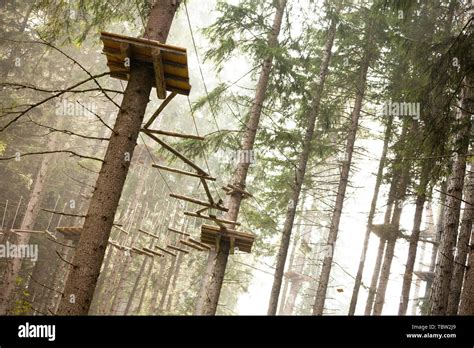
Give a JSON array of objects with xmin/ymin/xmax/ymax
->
[{"xmin": 0, "ymin": 150, "xmax": 103, "ymax": 162}]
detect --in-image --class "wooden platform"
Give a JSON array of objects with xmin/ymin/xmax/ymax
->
[
  {"xmin": 200, "ymin": 224, "xmax": 255, "ymax": 253},
  {"xmin": 55, "ymin": 226, "xmax": 82, "ymax": 241},
  {"xmin": 100, "ymin": 31, "xmax": 191, "ymax": 98}
]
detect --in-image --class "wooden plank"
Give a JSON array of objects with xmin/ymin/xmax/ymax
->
[
  {"xmin": 101, "ymin": 31, "xmax": 187, "ymax": 53},
  {"xmin": 200, "ymin": 178, "xmax": 215, "ymax": 206},
  {"xmin": 200, "ymin": 235, "xmax": 252, "ymax": 253},
  {"xmin": 151, "ymin": 48, "xmax": 167, "ymax": 99},
  {"xmin": 138, "ymin": 228, "xmax": 160, "ymax": 240},
  {"xmin": 112, "ymin": 225, "xmax": 129, "ymax": 235},
  {"xmin": 155, "ymin": 245, "xmax": 177, "ymax": 257},
  {"xmin": 187, "ymin": 237, "xmax": 212, "ymax": 250},
  {"xmin": 108, "ymin": 240, "xmax": 127, "ymax": 251},
  {"xmin": 164, "ymin": 85, "xmax": 190, "ymax": 96},
  {"xmin": 142, "ymin": 247, "xmax": 164, "ymax": 257},
  {"xmin": 101, "ymin": 41, "xmax": 188, "ymax": 70},
  {"xmin": 105, "ymin": 61, "xmax": 191, "ymax": 89},
  {"xmin": 44, "ymin": 229, "xmax": 57, "ymax": 240},
  {"xmin": 102, "ymin": 38, "xmax": 188, "ymax": 66},
  {"xmin": 167, "ymin": 245, "xmax": 189, "ymax": 254},
  {"xmin": 143, "ymin": 92, "xmax": 177, "ymax": 129},
  {"xmin": 142, "ymin": 131, "xmax": 209, "ymax": 175},
  {"xmin": 201, "ymin": 224, "xmax": 255, "ymax": 241},
  {"xmin": 106, "ymin": 61, "xmax": 191, "ymax": 94},
  {"xmin": 200, "ymin": 234, "xmax": 253, "ymax": 247},
  {"xmin": 184, "ymin": 212, "xmax": 240, "ymax": 226},
  {"xmin": 179, "ymin": 239, "xmax": 206, "ymax": 251},
  {"xmin": 131, "ymin": 247, "xmax": 155, "ymax": 257},
  {"xmin": 200, "ymin": 233, "xmax": 253, "ymax": 245},
  {"xmin": 168, "ymin": 227, "xmax": 190, "ymax": 237},
  {"xmin": 195, "ymin": 207, "xmax": 209, "ymax": 214},
  {"xmin": 151, "ymin": 164, "xmax": 216, "ymax": 181},
  {"xmin": 104, "ymin": 48, "xmax": 189, "ymax": 78},
  {"xmin": 169, "ymin": 193, "xmax": 228, "ymax": 212},
  {"xmin": 144, "ymin": 129, "xmax": 204, "ymax": 140},
  {"xmin": 10, "ymin": 229, "xmax": 45, "ymax": 234},
  {"xmin": 120, "ymin": 42, "xmax": 132, "ymax": 60},
  {"xmin": 163, "ymin": 75, "xmax": 191, "ymax": 91},
  {"xmin": 109, "ymin": 72, "xmax": 128, "ymax": 81}
]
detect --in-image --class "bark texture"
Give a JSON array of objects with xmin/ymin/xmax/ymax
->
[{"xmin": 57, "ymin": 0, "xmax": 180, "ymax": 315}]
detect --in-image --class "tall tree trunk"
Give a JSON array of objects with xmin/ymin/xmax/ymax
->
[
  {"xmin": 57, "ymin": 0, "xmax": 180, "ymax": 315},
  {"xmin": 429, "ymin": 78, "xmax": 472, "ymax": 315},
  {"xmin": 278, "ymin": 215, "xmax": 302, "ymax": 314},
  {"xmin": 100, "ymin": 163, "xmax": 150, "ymax": 314},
  {"xmin": 157, "ymin": 257, "xmax": 176, "ymax": 313},
  {"xmin": 110, "ymin": 200, "xmax": 148, "ymax": 315},
  {"xmin": 0, "ymin": 134, "xmax": 55, "ymax": 314},
  {"xmin": 423, "ymin": 181, "xmax": 447, "ymax": 302},
  {"xmin": 398, "ymin": 195, "xmax": 425, "ymax": 315},
  {"xmin": 282, "ymin": 209, "xmax": 312, "ymax": 315},
  {"xmin": 458, "ymin": 215, "xmax": 474, "ymax": 314},
  {"xmin": 89, "ymin": 144, "xmax": 148, "ymax": 314},
  {"xmin": 199, "ymin": 0, "xmax": 287, "ymax": 315},
  {"xmin": 410, "ymin": 203, "xmax": 433, "ymax": 314},
  {"xmin": 312, "ymin": 18, "xmax": 370, "ymax": 316},
  {"xmin": 364, "ymin": 238, "xmax": 386, "ymax": 315},
  {"xmin": 365, "ymin": 154, "xmax": 409, "ymax": 317},
  {"xmin": 165, "ymin": 251, "xmax": 184, "ymax": 313},
  {"xmin": 124, "ymin": 255, "xmax": 150, "ymax": 315},
  {"xmin": 124, "ymin": 202, "xmax": 162, "ymax": 314},
  {"xmin": 398, "ymin": 162, "xmax": 432, "ymax": 315},
  {"xmin": 267, "ymin": 12, "xmax": 337, "ymax": 316},
  {"xmin": 348, "ymin": 115, "xmax": 393, "ymax": 315},
  {"xmin": 134, "ymin": 207, "xmax": 166, "ymax": 314},
  {"xmin": 0, "ymin": 2, "xmax": 34, "ymax": 81},
  {"xmin": 136, "ymin": 254, "xmax": 155, "ymax": 314},
  {"xmin": 372, "ymin": 163, "xmax": 410, "ymax": 315},
  {"xmin": 193, "ymin": 250, "xmax": 216, "ymax": 315},
  {"xmin": 151, "ymin": 256, "xmax": 168, "ymax": 312},
  {"xmin": 447, "ymin": 165, "xmax": 474, "ymax": 314}
]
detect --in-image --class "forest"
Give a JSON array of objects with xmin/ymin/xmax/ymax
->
[{"xmin": 0, "ymin": 0, "xmax": 472, "ymax": 318}]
